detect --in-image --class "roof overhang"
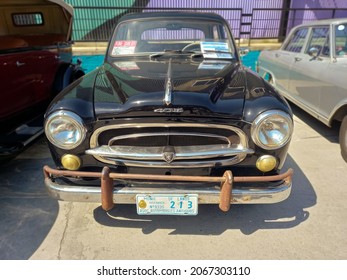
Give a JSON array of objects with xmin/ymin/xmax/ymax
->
[{"xmin": 46, "ymin": 0, "xmax": 73, "ymax": 17}]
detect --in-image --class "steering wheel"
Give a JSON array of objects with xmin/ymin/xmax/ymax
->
[{"xmin": 182, "ymin": 42, "xmax": 201, "ymax": 52}]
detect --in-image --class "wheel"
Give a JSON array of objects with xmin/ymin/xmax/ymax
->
[{"xmin": 339, "ymin": 115, "xmax": 347, "ymax": 162}]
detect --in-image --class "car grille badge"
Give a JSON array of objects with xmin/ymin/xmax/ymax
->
[{"xmin": 162, "ymin": 146, "xmax": 176, "ymax": 163}]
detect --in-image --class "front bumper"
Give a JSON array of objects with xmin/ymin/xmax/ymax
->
[{"xmin": 43, "ymin": 165, "xmax": 293, "ymax": 212}]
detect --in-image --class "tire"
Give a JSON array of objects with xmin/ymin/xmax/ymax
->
[{"xmin": 339, "ymin": 115, "xmax": 347, "ymax": 162}]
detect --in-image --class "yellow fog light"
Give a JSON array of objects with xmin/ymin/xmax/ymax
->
[
  {"xmin": 61, "ymin": 154, "xmax": 81, "ymax": 171},
  {"xmin": 256, "ymin": 155, "xmax": 277, "ymax": 172}
]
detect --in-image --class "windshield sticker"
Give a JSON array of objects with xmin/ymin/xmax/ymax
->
[
  {"xmin": 198, "ymin": 61, "xmax": 229, "ymax": 70},
  {"xmin": 112, "ymin": 40, "xmax": 137, "ymax": 55},
  {"xmin": 201, "ymin": 42, "xmax": 232, "ymax": 58}
]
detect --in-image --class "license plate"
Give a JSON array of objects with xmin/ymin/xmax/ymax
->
[{"xmin": 136, "ymin": 194, "xmax": 198, "ymax": 216}]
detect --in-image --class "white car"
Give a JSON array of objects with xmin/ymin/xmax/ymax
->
[{"xmin": 258, "ymin": 18, "xmax": 347, "ymax": 162}]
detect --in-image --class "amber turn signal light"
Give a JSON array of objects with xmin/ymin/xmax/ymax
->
[
  {"xmin": 61, "ymin": 154, "xmax": 81, "ymax": 171},
  {"xmin": 256, "ymin": 155, "xmax": 277, "ymax": 172}
]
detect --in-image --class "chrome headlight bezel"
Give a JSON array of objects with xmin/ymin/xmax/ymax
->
[
  {"xmin": 251, "ymin": 110, "xmax": 293, "ymax": 150},
  {"xmin": 44, "ymin": 110, "xmax": 86, "ymax": 150}
]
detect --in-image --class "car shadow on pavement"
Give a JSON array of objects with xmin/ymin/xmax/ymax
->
[
  {"xmin": 93, "ymin": 154, "xmax": 316, "ymax": 235},
  {"xmin": 0, "ymin": 137, "xmax": 58, "ymax": 260}
]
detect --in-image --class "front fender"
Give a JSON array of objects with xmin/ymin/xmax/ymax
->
[{"xmin": 242, "ymin": 69, "xmax": 292, "ymax": 123}]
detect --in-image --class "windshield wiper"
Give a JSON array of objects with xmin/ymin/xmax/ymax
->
[
  {"xmin": 149, "ymin": 49, "xmax": 195, "ymax": 59},
  {"xmin": 203, "ymin": 50, "xmax": 233, "ymax": 54},
  {"xmin": 149, "ymin": 49, "xmax": 234, "ymax": 60}
]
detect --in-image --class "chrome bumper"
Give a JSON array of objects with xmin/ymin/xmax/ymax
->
[{"xmin": 43, "ymin": 166, "xmax": 293, "ymax": 212}]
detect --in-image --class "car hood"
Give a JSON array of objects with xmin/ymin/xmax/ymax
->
[{"xmin": 93, "ymin": 59, "xmax": 246, "ymax": 119}]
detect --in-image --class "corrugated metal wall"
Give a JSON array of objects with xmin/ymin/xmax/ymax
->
[
  {"xmin": 64, "ymin": 0, "xmax": 347, "ymax": 41},
  {"xmin": 66, "ymin": 0, "xmax": 136, "ymax": 40},
  {"xmin": 288, "ymin": 0, "xmax": 347, "ymax": 30},
  {"xmin": 65, "ymin": 0, "xmax": 285, "ymax": 41}
]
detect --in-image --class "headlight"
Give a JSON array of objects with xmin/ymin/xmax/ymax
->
[
  {"xmin": 251, "ymin": 110, "xmax": 293, "ymax": 150},
  {"xmin": 45, "ymin": 110, "xmax": 86, "ymax": 149}
]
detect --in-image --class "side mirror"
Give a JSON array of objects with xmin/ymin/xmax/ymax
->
[
  {"xmin": 239, "ymin": 47, "xmax": 249, "ymax": 57},
  {"xmin": 308, "ymin": 47, "xmax": 320, "ymax": 58}
]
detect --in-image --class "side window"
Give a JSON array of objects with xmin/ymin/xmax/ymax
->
[
  {"xmin": 306, "ymin": 26, "xmax": 330, "ymax": 56},
  {"xmin": 12, "ymin": 13, "xmax": 43, "ymax": 26},
  {"xmin": 284, "ymin": 28, "xmax": 308, "ymax": 53},
  {"xmin": 335, "ymin": 23, "xmax": 347, "ymax": 56}
]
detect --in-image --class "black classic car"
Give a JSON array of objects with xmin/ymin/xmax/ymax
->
[{"xmin": 43, "ymin": 12, "xmax": 294, "ymax": 215}]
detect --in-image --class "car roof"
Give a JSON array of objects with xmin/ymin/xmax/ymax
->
[
  {"xmin": 294, "ymin": 17, "xmax": 347, "ymax": 28},
  {"xmin": 118, "ymin": 12, "xmax": 226, "ymax": 23}
]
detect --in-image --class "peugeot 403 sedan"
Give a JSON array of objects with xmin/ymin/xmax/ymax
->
[
  {"xmin": 258, "ymin": 18, "xmax": 347, "ymax": 162},
  {"xmin": 43, "ymin": 12, "xmax": 294, "ymax": 216}
]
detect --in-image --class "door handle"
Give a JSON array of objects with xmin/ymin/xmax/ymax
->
[
  {"xmin": 16, "ymin": 61, "xmax": 26, "ymax": 67},
  {"xmin": 294, "ymin": 57, "xmax": 302, "ymax": 62}
]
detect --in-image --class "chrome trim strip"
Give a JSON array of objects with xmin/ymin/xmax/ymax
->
[
  {"xmin": 164, "ymin": 58, "xmax": 172, "ymax": 105},
  {"xmin": 89, "ymin": 123, "xmax": 250, "ymax": 167},
  {"xmin": 87, "ymin": 144, "xmax": 251, "ymax": 159},
  {"xmin": 44, "ymin": 177, "xmax": 292, "ymax": 204},
  {"xmin": 101, "ymin": 156, "xmax": 248, "ymax": 168},
  {"xmin": 107, "ymin": 132, "xmax": 231, "ymax": 146}
]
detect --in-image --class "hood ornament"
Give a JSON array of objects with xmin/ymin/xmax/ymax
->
[
  {"xmin": 164, "ymin": 58, "xmax": 172, "ymax": 106},
  {"xmin": 162, "ymin": 146, "xmax": 175, "ymax": 163}
]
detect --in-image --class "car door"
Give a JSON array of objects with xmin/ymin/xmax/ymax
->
[
  {"xmin": 288, "ymin": 26, "xmax": 331, "ymax": 116},
  {"xmin": 258, "ymin": 28, "xmax": 308, "ymax": 94},
  {"xmin": 31, "ymin": 48, "xmax": 61, "ymax": 102},
  {"xmin": 0, "ymin": 51, "xmax": 37, "ymax": 120},
  {"xmin": 319, "ymin": 22, "xmax": 347, "ymax": 121}
]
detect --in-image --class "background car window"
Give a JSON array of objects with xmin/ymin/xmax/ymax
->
[
  {"xmin": 335, "ymin": 23, "xmax": 347, "ymax": 56},
  {"xmin": 141, "ymin": 28, "xmax": 205, "ymax": 40},
  {"xmin": 12, "ymin": 13, "xmax": 43, "ymax": 26},
  {"xmin": 306, "ymin": 27, "xmax": 330, "ymax": 56},
  {"xmin": 284, "ymin": 28, "xmax": 308, "ymax": 53}
]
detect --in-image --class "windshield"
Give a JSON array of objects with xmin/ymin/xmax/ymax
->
[
  {"xmin": 109, "ymin": 17, "xmax": 236, "ymax": 59},
  {"xmin": 335, "ymin": 23, "xmax": 347, "ymax": 57}
]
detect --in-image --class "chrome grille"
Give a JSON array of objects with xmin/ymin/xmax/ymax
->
[{"xmin": 87, "ymin": 123, "xmax": 253, "ymax": 168}]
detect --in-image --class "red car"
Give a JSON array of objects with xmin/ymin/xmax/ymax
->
[{"xmin": 0, "ymin": 0, "xmax": 84, "ymax": 158}]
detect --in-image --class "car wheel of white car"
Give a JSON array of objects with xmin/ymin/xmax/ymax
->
[{"xmin": 339, "ymin": 115, "xmax": 347, "ymax": 162}]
